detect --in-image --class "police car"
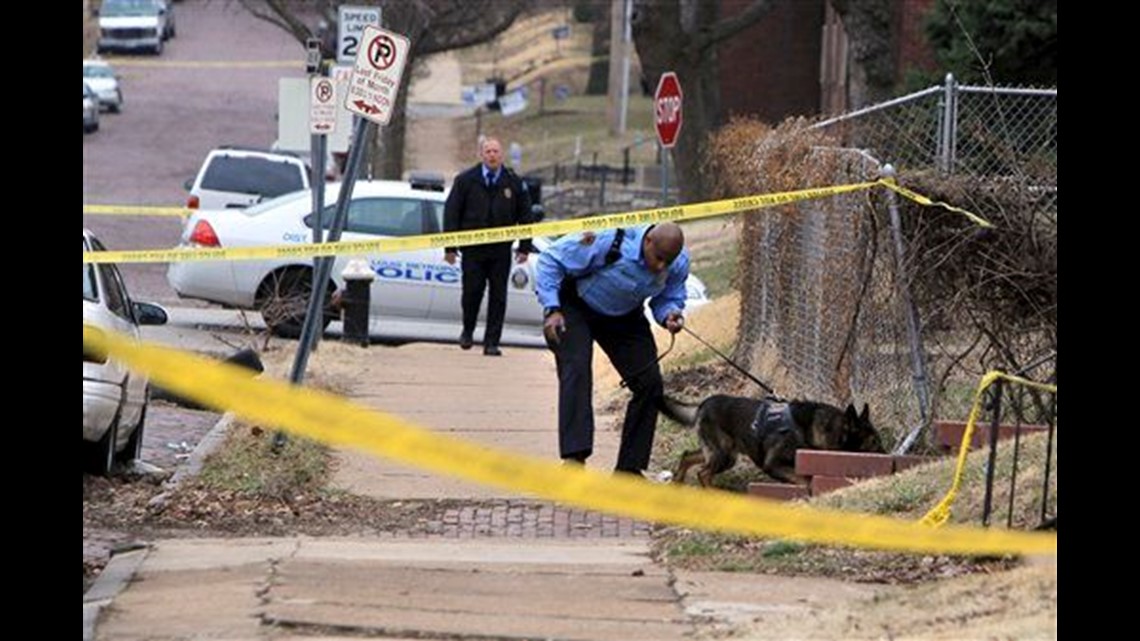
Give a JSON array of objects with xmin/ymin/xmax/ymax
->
[{"xmin": 165, "ymin": 177, "xmax": 709, "ymax": 344}]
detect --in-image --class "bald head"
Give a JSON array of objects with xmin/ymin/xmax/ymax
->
[{"xmin": 642, "ymin": 222, "xmax": 684, "ymax": 273}]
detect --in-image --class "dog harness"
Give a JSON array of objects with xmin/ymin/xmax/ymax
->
[{"xmin": 750, "ymin": 400, "xmax": 791, "ymax": 439}]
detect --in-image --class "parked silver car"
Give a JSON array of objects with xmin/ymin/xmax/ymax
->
[
  {"xmin": 83, "ymin": 59, "xmax": 124, "ymax": 113},
  {"xmin": 83, "ymin": 82, "xmax": 100, "ymax": 134},
  {"xmin": 84, "ymin": 229, "xmax": 169, "ymax": 475}
]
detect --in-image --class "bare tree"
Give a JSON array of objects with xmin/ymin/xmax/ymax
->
[
  {"xmin": 829, "ymin": 0, "xmax": 896, "ymax": 107},
  {"xmin": 630, "ymin": 0, "xmax": 777, "ymax": 202},
  {"xmin": 239, "ymin": 0, "xmax": 528, "ymax": 179}
]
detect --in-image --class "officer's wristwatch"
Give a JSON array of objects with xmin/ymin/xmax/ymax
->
[{"xmin": 543, "ymin": 306, "xmax": 561, "ymax": 318}]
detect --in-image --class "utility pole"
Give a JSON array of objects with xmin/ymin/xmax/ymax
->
[
  {"xmin": 617, "ymin": 0, "xmax": 632, "ymax": 135},
  {"xmin": 606, "ymin": 0, "xmax": 625, "ymax": 135}
]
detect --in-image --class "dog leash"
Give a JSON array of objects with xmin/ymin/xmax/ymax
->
[{"xmin": 680, "ymin": 326, "xmax": 777, "ymax": 396}]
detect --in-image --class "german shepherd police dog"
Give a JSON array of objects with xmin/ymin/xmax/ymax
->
[{"xmin": 660, "ymin": 394, "xmax": 886, "ymax": 487}]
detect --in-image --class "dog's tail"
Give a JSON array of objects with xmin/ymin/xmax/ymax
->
[{"xmin": 659, "ymin": 395, "xmax": 699, "ymax": 427}]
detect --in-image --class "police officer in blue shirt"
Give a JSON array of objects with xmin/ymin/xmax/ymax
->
[{"xmin": 535, "ymin": 222, "xmax": 688, "ymax": 475}]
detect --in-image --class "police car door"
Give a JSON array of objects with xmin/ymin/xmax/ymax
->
[{"xmin": 333, "ymin": 197, "xmax": 436, "ymax": 319}]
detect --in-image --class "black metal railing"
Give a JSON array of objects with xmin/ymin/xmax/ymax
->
[{"xmin": 979, "ymin": 358, "xmax": 1057, "ymax": 531}]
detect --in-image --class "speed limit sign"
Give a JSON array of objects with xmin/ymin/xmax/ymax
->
[{"xmin": 338, "ymin": 6, "xmax": 381, "ymax": 64}]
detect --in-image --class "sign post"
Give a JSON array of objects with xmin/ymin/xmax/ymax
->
[
  {"xmin": 280, "ymin": 25, "xmax": 412, "ymax": 451},
  {"xmin": 654, "ymin": 71, "xmax": 683, "ymax": 204}
]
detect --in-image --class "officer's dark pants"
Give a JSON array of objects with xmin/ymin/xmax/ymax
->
[
  {"xmin": 461, "ymin": 244, "xmax": 512, "ymax": 348},
  {"xmin": 546, "ymin": 285, "xmax": 664, "ymax": 473}
]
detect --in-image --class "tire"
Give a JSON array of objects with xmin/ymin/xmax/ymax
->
[
  {"xmin": 85, "ymin": 409, "xmax": 119, "ymax": 477},
  {"xmin": 115, "ymin": 401, "xmax": 147, "ymax": 466},
  {"xmin": 257, "ymin": 268, "xmax": 334, "ymax": 339},
  {"xmin": 109, "ymin": 92, "xmax": 122, "ymax": 114},
  {"xmin": 153, "ymin": 39, "xmax": 164, "ymax": 55}
]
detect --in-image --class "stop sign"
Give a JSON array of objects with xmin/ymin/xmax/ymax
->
[{"xmin": 654, "ymin": 72, "xmax": 683, "ymax": 148}]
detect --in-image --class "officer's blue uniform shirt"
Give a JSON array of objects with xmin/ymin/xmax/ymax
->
[{"xmin": 535, "ymin": 226, "xmax": 690, "ymax": 326}]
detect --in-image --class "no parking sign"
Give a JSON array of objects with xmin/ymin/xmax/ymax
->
[{"xmin": 344, "ymin": 25, "xmax": 411, "ymax": 126}]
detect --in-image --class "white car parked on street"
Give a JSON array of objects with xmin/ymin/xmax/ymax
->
[
  {"xmin": 184, "ymin": 147, "xmax": 311, "ymax": 211},
  {"xmin": 83, "ymin": 82, "xmax": 100, "ymax": 134},
  {"xmin": 84, "ymin": 229, "xmax": 169, "ymax": 476},
  {"xmin": 83, "ymin": 59, "xmax": 124, "ymax": 113},
  {"xmin": 166, "ymin": 178, "xmax": 709, "ymax": 342}
]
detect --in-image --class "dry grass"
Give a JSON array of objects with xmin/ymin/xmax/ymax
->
[{"xmin": 652, "ymin": 429, "xmax": 1057, "ymax": 581}]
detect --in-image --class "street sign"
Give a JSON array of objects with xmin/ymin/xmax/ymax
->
[
  {"xmin": 310, "ymin": 77, "xmax": 337, "ymax": 134},
  {"xmin": 305, "ymin": 37, "xmax": 322, "ymax": 74},
  {"xmin": 337, "ymin": 5, "xmax": 381, "ymax": 65},
  {"xmin": 498, "ymin": 88, "xmax": 528, "ymax": 117},
  {"xmin": 345, "ymin": 25, "xmax": 411, "ymax": 126},
  {"xmin": 654, "ymin": 71, "xmax": 683, "ymax": 148}
]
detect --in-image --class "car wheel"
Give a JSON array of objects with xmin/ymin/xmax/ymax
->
[
  {"xmin": 115, "ymin": 401, "xmax": 147, "ymax": 466},
  {"xmin": 153, "ymin": 39, "xmax": 164, "ymax": 55},
  {"xmin": 109, "ymin": 93, "xmax": 122, "ymax": 114},
  {"xmin": 85, "ymin": 408, "xmax": 119, "ymax": 477},
  {"xmin": 257, "ymin": 268, "xmax": 334, "ymax": 339}
]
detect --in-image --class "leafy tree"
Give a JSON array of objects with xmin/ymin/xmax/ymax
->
[{"xmin": 924, "ymin": 0, "xmax": 1057, "ymax": 87}]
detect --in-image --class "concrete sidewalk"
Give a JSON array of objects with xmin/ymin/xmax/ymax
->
[{"xmin": 85, "ymin": 340, "xmax": 876, "ymax": 640}]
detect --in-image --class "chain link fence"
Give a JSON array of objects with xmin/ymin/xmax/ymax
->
[{"xmin": 716, "ymin": 75, "xmax": 1057, "ymax": 452}]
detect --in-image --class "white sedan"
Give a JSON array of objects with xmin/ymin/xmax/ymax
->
[
  {"xmin": 84, "ymin": 229, "xmax": 169, "ymax": 476},
  {"xmin": 166, "ymin": 178, "xmax": 709, "ymax": 343},
  {"xmin": 83, "ymin": 59, "xmax": 124, "ymax": 113}
]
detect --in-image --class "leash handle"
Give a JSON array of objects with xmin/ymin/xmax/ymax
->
[{"xmin": 681, "ymin": 325, "xmax": 776, "ymax": 395}]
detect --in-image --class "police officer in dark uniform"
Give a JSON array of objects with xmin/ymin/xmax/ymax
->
[{"xmin": 443, "ymin": 137, "xmax": 534, "ymax": 356}]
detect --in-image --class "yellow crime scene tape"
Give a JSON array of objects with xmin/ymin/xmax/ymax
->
[
  {"xmin": 83, "ymin": 325, "xmax": 1055, "ymax": 557},
  {"xmin": 921, "ymin": 371, "xmax": 1058, "ymax": 527},
  {"xmin": 880, "ymin": 179, "xmax": 994, "ymax": 228},
  {"xmin": 83, "ymin": 204, "xmax": 191, "ymax": 218},
  {"xmin": 82, "ymin": 180, "xmax": 990, "ymax": 265}
]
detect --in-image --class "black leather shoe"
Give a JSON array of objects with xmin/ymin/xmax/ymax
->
[
  {"xmin": 459, "ymin": 332, "xmax": 473, "ymax": 350},
  {"xmin": 483, "ymin": 345, "xmax": 502, "ymax": 356}
]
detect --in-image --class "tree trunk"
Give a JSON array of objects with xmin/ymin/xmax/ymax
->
[
  {"xmin": 631, "ymin": 0, "xmax": 723, "ymax": 203},
  {"xmin": 830, "ymin": 0, "xmax": 896, "ymax": 108},
  {"xmin": 586, "ymin": 2, "xmax": 611, "ymax": 95},
  {"xmin": 368, "ymin": 54, "xmax": 415, "ymax": 180}
]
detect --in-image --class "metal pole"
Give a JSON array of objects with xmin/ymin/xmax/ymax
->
[
  {"xmin": 308, "ymin": 131, "xmax": 328, "ymax": 351},
  {"xmin": 661, "ymin": 146, "xmax": 668, "ymax": 205},
  {"xmin": 1006, "ymin": 388, "xmax": 1024, "ymax": 529},
  {"xmin": 276, "ymin": 117, "xmax": 373, "ymax": 448},
  {"xmin": 617, "ymin": 0, "xmax": 632, "ymax": 134},
  {"xmin": 939, "ymin": 73, "xmax": 956, "ymax": 173},
  {"xmin": 883, "ymin": 164, "xmax": 932, "ymax": 455},
  {"xmin": 1040, "ymin": 371, "xmax": 1056, "ymax": 525},
  {"xmin": 981, "ymin": 379, "xmax": 1004, "ymax": 527}
]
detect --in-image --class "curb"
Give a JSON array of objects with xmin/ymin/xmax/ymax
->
[
  {"xmin": 85, "ymin": 411, "xmax": 235, "ymax": 639},
  {"xmin": 82, "ymin": 547, "xmax": 150, "ymax": 641},
  {"xmin": 147, "ymin": 412, "xmax": 236, "ymax": 510}
]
